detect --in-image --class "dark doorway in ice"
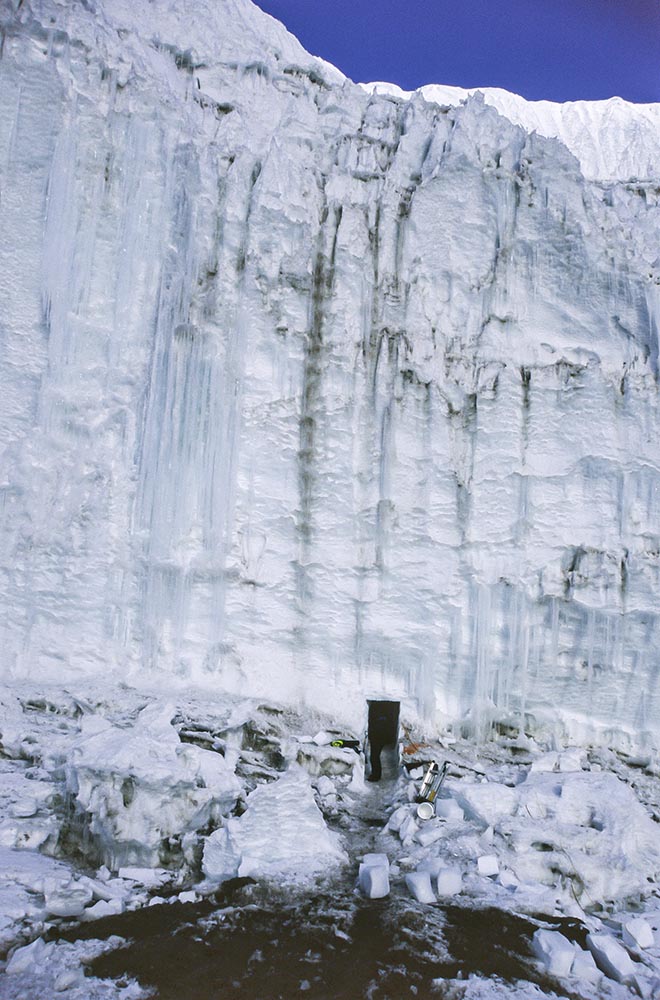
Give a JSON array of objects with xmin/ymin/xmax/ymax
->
[{"xmin": 366, "ymin": 700, "xmax": 399, "ymax": 782}]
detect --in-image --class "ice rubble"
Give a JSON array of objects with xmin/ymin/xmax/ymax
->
[
  {"xmin": 202, "ymin": 765, "xmax": 346, "ymax": 881},
  {"xmin": 0, "ymin": 690, "xmax": 659, "ymax": 998},
  {"xmin": 0, "ymin": 0, "xmax": 659, "ymax": 748},
  {"xmin": 66, "ymin": 701, "xmax": 242, "ymax": 868}
]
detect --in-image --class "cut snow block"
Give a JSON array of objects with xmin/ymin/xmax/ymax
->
[
  {"xmin": 359, "ymin": 863, "xmax": 390, "ymax": 899},
  {"xmin": 361, "ymin": 853, "xmax": 389, "ymax": 869},
  {"xmin": 477, "ymin": 855, "xmax": 499, "ymax": 878},
  {"xmin": 587, "ymin": 933, "xmax": 636, "ymax": 983},
  {"xmin": 387, "ymin": 806, "xmax": 411, "ymax": 833},
  {"xmin": 436, "ymin": 868, "xmax": 462, "ymax": 897},
  {"xmin": 81, "ymin": 898, "xmax": 124, "ymax": 921},
  {"xmin": 406, "ymin": 871, "xmax": 436, "ymax": 904},
  {"xmin": 622, "ymin": 917, "xmax": 654, "ymax": 951},
  {"xmin": 435, "ymin": 798, "xmax": 464, "ymax": 822},
  {"xmin": 532, "ymin": 929, "xmax": 575, "ymax": 978},
  {"xmin": 498, "ymin": 869, "xmax": 519, "ymax": 890},
  {"xmin": 571, "ymin": 948, "xmax": 601, "ymax": 984}
]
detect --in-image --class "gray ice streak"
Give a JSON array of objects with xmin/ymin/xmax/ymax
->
[{"xmin": 0, "ymin": 0, "xmax": 659, "ymax": 748}]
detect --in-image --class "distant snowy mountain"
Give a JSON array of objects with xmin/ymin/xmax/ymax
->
[{"xmin": 1, "ymin": 0, "xmax": 659, "ymax": 747}]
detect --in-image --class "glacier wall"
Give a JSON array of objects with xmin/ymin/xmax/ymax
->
[{"xmin": 1, "ymin": 0, "xmax": 660, "ymax": 746}]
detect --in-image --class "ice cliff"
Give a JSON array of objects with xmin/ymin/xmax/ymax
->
[{"xmin": 1, "ymin": 0, "xmax": 659, "ymax": 747}]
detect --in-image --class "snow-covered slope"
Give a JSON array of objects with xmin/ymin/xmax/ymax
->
[{"xmin": 1, "ymin": 0, "xmax": 659, "ymax": 747}]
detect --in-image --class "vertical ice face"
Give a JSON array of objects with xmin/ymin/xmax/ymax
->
[{"xmin": 0, "ymin": 0, "xmax": 659, "ymax": 747}]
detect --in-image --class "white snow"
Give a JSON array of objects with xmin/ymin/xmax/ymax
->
[
  {"xmin": 586, "ymin": 932, "xmax": 637, "ymax": 983},
  {"xmin": 405, "ymin": 871, "xmax": 436, "ymax": 904},
  {"xmin": 532, "ymin": 928, "xmax": 575, "ymax": 978},
  {"xmin": 362, "ymin": 82, "xmax": 660, "ymax": 182},
  {"xmin": 66, "ymin": 702, "xmax": 242, "ymax": 868},
  {"xmin": 622, "ymin": 917, "xmax": 655, "ymax": 952},
  {"xmin": 0, "ymin": 0, "xmax": 659, "ymax": 750},
  {"xmin": 202, "ymin": 766, "xmax": 346, "ymax": 883}
]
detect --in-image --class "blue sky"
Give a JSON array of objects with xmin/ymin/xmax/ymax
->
[{"xmin": 255, "ymin": 0, "xmax": 660, "ymax": 104}]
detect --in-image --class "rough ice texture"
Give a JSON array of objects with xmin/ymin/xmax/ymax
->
[
  {"xmin": 586, "ymin": 933, "xmax": 636, "ymax": 983},
  {"xmin": 66, "ymin": 703, "xmax": 241, "ymax": 868},
  {"xmin": 202, "ymin": 766, "xmax": 346, "ymax": 883},
  {"xmin": 1, "ymin": 0, "xmax": 660, "ymax": 749},
  {"xmin": 532, "ymin": 929, "xmax": 575, "ymax": 978}
]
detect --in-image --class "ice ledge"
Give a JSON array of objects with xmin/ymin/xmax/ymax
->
[{"xmin": 360, "ymin": 81, "xmax": 660, "ymax": 183}]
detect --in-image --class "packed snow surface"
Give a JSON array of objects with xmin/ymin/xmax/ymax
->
[{"xmin": 1, "ymin": 0, "xmax": 660, "ymax": 748}]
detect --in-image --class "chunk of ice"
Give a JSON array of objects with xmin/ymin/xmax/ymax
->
[
  {"xmin": 498, "ymin": 868, "xmax": 519, "ymax": 890},
  {"xmin": 571, "ymin": 948, "xmax": 601, "ymax": 984},
  {"xmin": 43, "ymin": 876, "xmax": 93, "ymax": 917},
  {"xmin": 359, "ymin": 863, "xmax": 389, "ymax": 899},
  {"xmin": 532, "ymin": 929, "xmax": 575, "ymax": 977},
  {"xmin": 587, "ymin": 932, "xmax": 636, "ymax": 982},
  {"xmin": 405, "ymin": 871, "xmax": 436, "ymax": 904},
  {"xmin": 477, "ymin": 855, "xmax": 499, "ymax": 878},
  {"xmin": 398, "ymin": 814, "xmax": 418, "ymax": 845},
  {"xmin": 7, "ymin": 937, "xmax": 56, "ymax": 975},
  {"xmin": 387, "ymin": 805, "xmax": 411, "ymax": 833},
  {"xmin": 436, "ymin": 868, "xmax": 462, "ymax": 897},
  {"xmin": 622, "ymin": 917, "xmax": 654, "ymax": 951},
  {"xmin": 81, "ymin": 898, "xmax": 124, "ymax": 921}
]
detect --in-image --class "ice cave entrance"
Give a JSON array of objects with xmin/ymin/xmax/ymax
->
[{"xmin": 366, "ymin": 700, "xmax": 400, "ymax": 782}]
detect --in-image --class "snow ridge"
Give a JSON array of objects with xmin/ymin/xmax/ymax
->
[{"xmin": 363, "ymin": 82, "xmax": 660, "ymax": 182}]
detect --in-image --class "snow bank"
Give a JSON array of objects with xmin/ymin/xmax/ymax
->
[
  {"xmin": 202, "ymin": 766, "xmax": 346, "ymax": 883},
  {"xmin": 66, "ymin": 703, "xmax": 241, "ymax": 868}
]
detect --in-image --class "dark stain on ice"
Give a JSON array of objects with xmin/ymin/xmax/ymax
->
[
  {"xmin": 297, "ymin": 200, "xmax": 342, "ymax": 556},
  {"xmin": 57, "ymin": 879, "xmax": 572, "ymax": 1000}
]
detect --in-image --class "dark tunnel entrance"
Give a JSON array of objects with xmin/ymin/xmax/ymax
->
[{"xmin": 366, "ymin": 700, "xmax": 400, "ymax": 782}]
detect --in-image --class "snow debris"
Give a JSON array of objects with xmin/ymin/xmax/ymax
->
[
  {"xmin": 454, "ymin": 782, "xmax": 518, "ymax": 826},
  {"xmin": 532, "ymin": 928, "xmax": 576, "ymax": 978},
  {"xmin": 202, "ymin": 766, "xmax": 346, "ymax": 884},
  {"xmin": 66, "ymin": 703, "xmax": 242, "ymax": 869},
  {"xmin": 586, "ymin": 932, "xmax": 637, "ymax": 983},
  {"xmin": 622, "ymin": 917, "xmax": 655, "ymax": 951},
  {"xmin": 405, "ymin": 871, "xmax": 436, "ymax": 904}
]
